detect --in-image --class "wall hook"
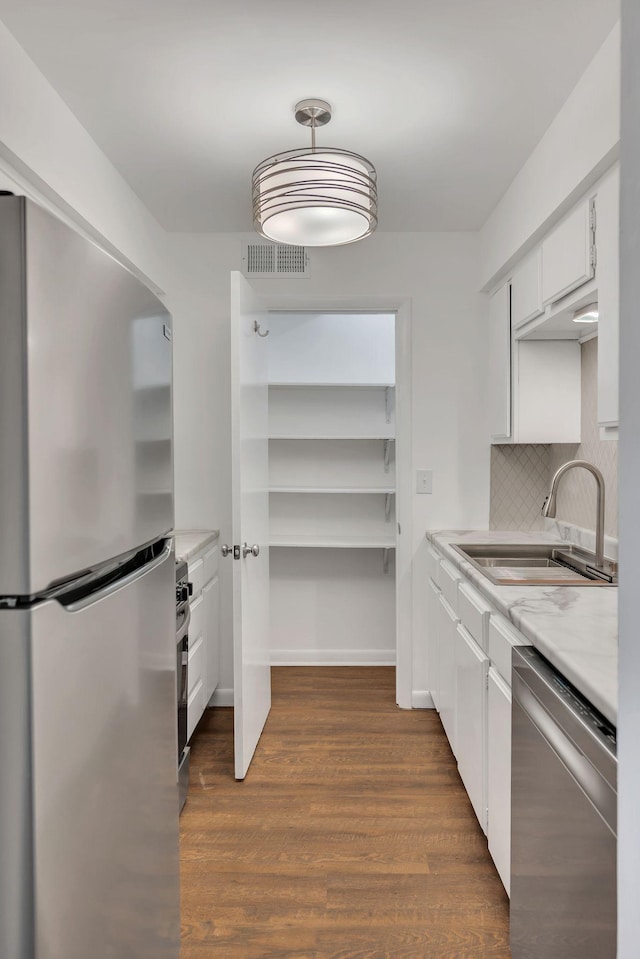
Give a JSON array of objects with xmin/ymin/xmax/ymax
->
[{"xmin": 253, "ymin": 320, "xmax": 270, "ymax": 337}]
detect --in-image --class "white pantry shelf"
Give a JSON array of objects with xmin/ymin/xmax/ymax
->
[
  {"xmin": 270, "ymin": 534, "xmax": 396, "ymax": 549},
  {"xmin": 269, "ymin": 434, "xmax": 395, "ymax": 441},
  {"xmin": 269, "ymin": 382, "xmax": 395, "ymax": 389},
  {"xmin": 269, "ymin": 486, "xmax": 395, "ymax": 494}
]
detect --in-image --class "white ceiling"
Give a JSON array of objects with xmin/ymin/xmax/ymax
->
[{"xmin": 0, "ymin": 0, "xmax": 619, "ymax": 233}]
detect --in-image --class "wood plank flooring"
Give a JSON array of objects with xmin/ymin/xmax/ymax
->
[{"xmin": 180, "ymin": 667, "xmax": 511, "ymax": 959}]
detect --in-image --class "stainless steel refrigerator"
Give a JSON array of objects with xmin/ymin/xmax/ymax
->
[{"xmin": 0, "ymin": 196, "xmax": 180, "ymax": 959}]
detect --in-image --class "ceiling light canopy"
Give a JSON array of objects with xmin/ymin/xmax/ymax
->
[{"xmin": 252, "ymin": 99, "xmax": 378, "ymax": 247}]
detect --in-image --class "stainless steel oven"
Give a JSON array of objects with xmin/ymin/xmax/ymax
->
[
  {"xmin": 176, "ymin": 559, "xmax": 191, "ymax": 813},
  {"xmin": 511, "ymin": 645, "xmax": 617, "ymax": 959}
]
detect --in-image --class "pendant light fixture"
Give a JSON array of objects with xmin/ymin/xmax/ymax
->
[{"xmin": 252, "ymin": 99, "xmax": 378, "ymax": 247}]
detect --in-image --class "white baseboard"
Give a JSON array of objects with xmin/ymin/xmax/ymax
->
[
  {"xmin": 411, "ymin": 689, "xmax": 435, "ymax": 709},
  {"xmin": 210, "ymin": 687, "xmax": 234, "ymax": 707},
  {"xmin": 270, "ymin": 649, "xmax": 396, "ymax": 666}
]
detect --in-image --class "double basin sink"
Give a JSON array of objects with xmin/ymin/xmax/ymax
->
[{"xmin": 452, "ymin": 543, "xmax": 618, "ymax": 587}]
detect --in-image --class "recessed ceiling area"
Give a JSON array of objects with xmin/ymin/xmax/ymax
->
[{"xmin": 0, "ymin": 0, "xmax": 619, "ymax": 233}]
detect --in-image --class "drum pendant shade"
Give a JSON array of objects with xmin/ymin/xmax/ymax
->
[{"xmin": 252, "ymin": 100, "xmax": 378, "ymax": 247}]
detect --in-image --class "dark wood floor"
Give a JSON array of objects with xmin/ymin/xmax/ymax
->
[{"xmin": 179, "ymin": 667, "xmax": 511, "ymax": 959}]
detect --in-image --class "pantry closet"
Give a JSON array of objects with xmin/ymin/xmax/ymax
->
[{"xmin": 266, "ymin": 312, "xmax": 398, "ymax": 666}]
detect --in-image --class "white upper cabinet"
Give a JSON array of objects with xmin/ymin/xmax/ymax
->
[
  {"xmin": 594, "ymin": 165, "xmax": 620, "ymax": 432},
  {"xmin": 541, "ymin": 198, "xmax": 595, "ymax": 306},
  {"xmin": 488, "ymin": 281, "xmax": 581, "ymax": 446},
  {"xmin": 514, "ymin": 340, "xmax": 581, "ymax": 444},
  {"xmin": 511, "ymin": 250, "xmax": 543, "ymax": 329},
  {"xmin": 504, "ymin": 164, "xmax": 619, "ymax": 434},
  {"xmin": 488, "ymin": 283, "xmax": 511, "ymax": 442}
]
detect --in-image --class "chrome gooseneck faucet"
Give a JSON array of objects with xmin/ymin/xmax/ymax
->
[{"xmin": 541, "ymin": 460, "xmax": 606, "ymax": 569}]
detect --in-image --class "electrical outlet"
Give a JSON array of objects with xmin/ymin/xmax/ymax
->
[{"xmin": 416, "ymin": 469, "xmax": 433, "ymax": 494}]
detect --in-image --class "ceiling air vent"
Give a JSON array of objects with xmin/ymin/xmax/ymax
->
[{"xmin": 242, "ymin": 242, "xmax": 309, "ymax": 278}]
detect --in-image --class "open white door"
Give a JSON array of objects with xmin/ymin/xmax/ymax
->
[{"xmin": 230, "ymin": 272, "xmax": 271, "ymax": 779}]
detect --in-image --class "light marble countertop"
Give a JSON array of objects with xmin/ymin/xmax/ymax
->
[
  {"xmin": 172, "ymin": 528, "xmax": 220, "ymax": 562},
  {"xmin": 426, "ymin": 529, "xmax": 618, "ymax": 726}
]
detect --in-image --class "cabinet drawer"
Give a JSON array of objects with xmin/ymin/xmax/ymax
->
[
  {"xmin": 488, "ymin": 614, "xmax": 529, "ymax": 685},
  {"xmin": 188, "ymin": 556, "xmax": 204, "ymax": 598},
  {"xmin": 426, "ymin": 546, "xmax": 441, "ymax": 584},
  {"xmin": 189, "ymin": 592, "xmax": 204, "ymax": 643},
  {"xmin": 187, "ymin": 679, "xmax": 205, "ymax": 741},
  {"xmin": 438, "ymin": 560, "xmax": 461, "ymax": 612},
  {"xmin": 188, "ymin": 635, "xmax": 205, "ymax": 697},
  {"xmin": 458, "ymin": 582, "xmax": 492, "ymax": 652},
  {"xmin": 203, "ymin": 543, "xmax": 219, "ymax": 584}
]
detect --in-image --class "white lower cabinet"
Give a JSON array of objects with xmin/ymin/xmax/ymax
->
[
  {"xmin": 185, "ymin": 541, "xmax": 221, "ymax": 740},
  {"xmin": 202, "ymin": 575, "xmax": 220, "ymax": 702},
  {"xmin": 437, "ymin": 593, "xmax": 459, "ymax": 756},
  {"xmin": 487, "ymin": 667, "xmax": 512, "ymax": 895},
  {"xmin": 454, "ymin": 624, "xmax": 489, "ymax": 834},
  {"xmin": 427, "ymin": 578, "xmax": 441, "ymax": 710},
  {"xmin": 425, "ymin": 544, "xmax": 531, "ymax": 898}
]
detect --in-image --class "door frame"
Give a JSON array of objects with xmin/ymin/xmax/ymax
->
[{"xmin": 254, "ymin": 290, "xmax": 413, "ymax": 710}]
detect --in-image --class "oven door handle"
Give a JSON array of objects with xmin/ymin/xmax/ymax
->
[{"xmin": 176, "ymin": 605, "xmax": 191, "ymax": 644}]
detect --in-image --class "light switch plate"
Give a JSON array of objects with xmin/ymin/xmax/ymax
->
[{"xmin": 416, "ymin": 469, "xmax": 433, "ymax": 494}]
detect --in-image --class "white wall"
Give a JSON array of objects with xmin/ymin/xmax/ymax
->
[
  {"xmin": 267, "ymin": 313, "xmax": 396, "ymax": 384},
  {"xmin": 170, "ymin": 231, "xmax": 489, "ymax": 702},
  {"xmin": 0, "ymin": 19, "xmax": 170, "ymax": 292},
  {"xmin": 617, "ymin": 1, "xmax": 640, "ymax": 953},
  {"xmin": 480, "ymin": 22, "xmax": 620, "ymax": 290}
]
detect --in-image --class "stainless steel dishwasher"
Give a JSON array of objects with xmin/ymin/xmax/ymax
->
[{"xmin": 510, "ymin": 645, "xmax": 617, "ymax": 959}]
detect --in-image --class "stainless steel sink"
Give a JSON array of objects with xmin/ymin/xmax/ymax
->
[{"xmin": 452, "ymin": 543, "xmax": 618, "ymax": 586}]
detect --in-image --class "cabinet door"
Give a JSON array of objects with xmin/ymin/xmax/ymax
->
[
  {"xmin": 511, "ymin": 250, "xmax": 543, "ymax": 329},
  {"xmin": 455, "ymin": 625, "xmax": 489, "ymax": 833},
  {"xmin": 515, "ymin": 340, "xmax": 581, "ymax": 444},
  {"xmin": 437, "ymin": 594, "xmax": 458, "ymax": 756},
  {"xmin": 595, "ymin": 165, "xmax": 620, "ymax": 431},
  {"xmin": 186, "ymin": 592, "xmax": 205, "ymax": 740},
  {"xmin": 203, "ymin": 576, "xmax": 220, "ymax": 703},
  {"xmin": 487, "ymin": 667, "xmax": 512, "ymax": 895},
  {"xmin": 541, "ymin": 198, "xmax": 594, "ymax": 305},
  {"xmin": 427, "ymin": 579, "xmax": 441, "ymax": 710},
  {"xmin": 489, "ymin": 282, "xmax": 511, "ymax": 442}
]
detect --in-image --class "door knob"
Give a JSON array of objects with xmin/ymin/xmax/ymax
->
[
  {"xmin": 221, "ymin": 544, "xmax": 233, "ymax": 557},
  {"xmin": 242, "ymin": 543, "xmax": 260, "ymax": 558}
]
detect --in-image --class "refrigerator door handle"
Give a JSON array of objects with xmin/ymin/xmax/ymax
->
[{"xmin": 63, "ymin": 540, "xmax": 173, "ymax": 612}]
